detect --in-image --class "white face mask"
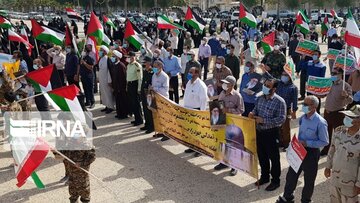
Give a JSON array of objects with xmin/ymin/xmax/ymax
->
[
  {"xmin": 153, "ymin": 53, "xmax": 159, "ymax": 58},
  {"xmin": 126, "ymin": 58, "xmax": 131, "ymax": 63},
  {"xmin": 222, "ymin": 83, "xmax": 229, "ymax": 91},
  {"xmin": 274, "ymin": 45, "xmax": 280, "ymax": 51},
  {"xmin": 216, "ymin": 63, "xmax": 222, "ymax": 69}
]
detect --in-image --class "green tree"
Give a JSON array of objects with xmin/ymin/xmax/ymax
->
[
  {"xmin": 335, "ymin": 0, "xmax": 354, "ymax": 8},
  {"xmin": 242, "ymin": 0, "xmax": 260, "ymax": 7},
  {"xmin": 284, "ymin": 0, "xmax": 300, "ymax": 10}
]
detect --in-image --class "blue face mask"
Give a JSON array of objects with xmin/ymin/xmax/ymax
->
[
  {"xmin": 331, "ymin": 75, "xmax": 338, "ymax": 82},
  {"xmin": 187, "ymin": 55, "xmax": 192, "ymax": 61},
  {"xmin": 111, "ymin": 57, "xmax": 116, "ymax": 63},
  {"xmin": 281, "ymin": 75, "xmax": 289, "ymax": 83},
  {"xmin": 33, "ymin": 64, "xmax": 38, "ymax": 70},
  {"xmin": 226, "ymin": 49, "xmax": 230, "ymax": 55},
  {"xmin": 114, "ymin": 44, "xmax": 119, "ymax": 49},
  {"xmin": 312, "ymin": 55, "xmax": 318, "ymax": 61},
  {"xmin": 244, "ymin": 66, "xmax": 250, "ymax": 73},
  {"xmin": 302, "ymin": 105, "xmax": 310, "ymax": 114},
  {"xmin": 123, "ymin": 44, "xmax": 128, "ymax": 48},
  {"xmin": 152, "ymin": 67, "xmax": 158, "ymax": 74},
  {"xmin": 262, "ymin": 85, "xmax": 271, "ymax": 95},
  {"xmin": 99, "ymin": 50, "xmax": 104, "ymax": 57},
  {"xmin": 187, "ymin": 73, "xmax": 193, "ymax": 81},
  {"xmin": 343, "ymin": 116, "xmax": 353, "ymax": 127}
]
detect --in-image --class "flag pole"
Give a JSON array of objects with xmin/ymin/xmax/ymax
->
[
  {"xmin": 34, "ymin": 39, "xmax": 40, "ymax": 58},
  {"xmin": 15, "ymin": 91, "xmax": 46, "ymax": 103},
  {"xmin": 343, "ymin": 44, "xmax": 347, "ymax": 90},
  {"xmin": 8, "ymin": 40, "xmax": 11, "ymax": 55}
]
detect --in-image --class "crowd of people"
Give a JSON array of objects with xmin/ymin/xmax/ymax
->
[{"xmin": 0, "ymin": 9, "xmax": 359, "ymax": 203}]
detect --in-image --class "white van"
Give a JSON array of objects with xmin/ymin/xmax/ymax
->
[{"xmin": 231, "ymin": 11, "xmax": 239, "ymax": 21}]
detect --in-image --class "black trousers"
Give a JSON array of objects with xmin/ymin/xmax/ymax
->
[
  {"xmin": 66, "ymin": 74, "xmax": 79, "ymax": 88},
  {"xmin": 300, "ymin": 70, "xmax": 307, "ymax": 98},
  {"xmin": 57, "ymin": 69, "xmax": 65, "ymax": 86},
  {"xmin": 256, "ymin": 127, "xmax": 281, "ymax": 184},
  {"xmin": 127, "ymin": 81, "xmax": 143, "ymax": 123},
  {"xmin": 200, "ymin": 58, "xmax": 209, "ymax": 80},
  {"xmin": 283, "ymin": 148, "xmax": 320, "ymax": 203},
  {"xmin": 169, "ymin": 76, "xmax": 179, "ymax": 104},
  {"xmin": 81, "ymin": 73, "xmax": 95, "ymax": 105},
  {"xmin": 141, "ymin": 91, "xmax": 154, "ymax": 130}
]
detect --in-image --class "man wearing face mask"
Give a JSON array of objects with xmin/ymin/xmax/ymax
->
[
  {"xmin": 240, "ymin": 61, "xmax": 262, "ymax": 117},
  {"xmin": 225, "ymin": 44, "xmax": 240, "ymax": 89},
  {"xmin": 326, "ymin": 34, "xmax": 343, "ymax": 72},
  {"xmin": 152, "ymin": 49, "xmax": 163, "ymax": 63},
  {"xmin": 140, "ymin": 56, "xmax": 155, "ymax": 133},
  {"xmin": 198, "ymin": 37, "xmax": 211, "ymax": 80},
  {"xmin": 322, "ymin": 68, "xmax": 353, "ymax": 156},
  {"xmin": 47, "ymin": 45, "xmax": 66, "ymax": 86},
  {"xmin": 260, "ymin": 42, "xmax": 286, "ymax": 79},
  {"xmin": 213, "ymin": 56, "xmax": 233, "ymax": 94},
  {"xmin": 208, "ymin": 33, "xmax": 221, "ymax": 67},
  {"xmin": 127, "ymin": 51, "xmax": 143, "ymax": 126},
  {"xmin": 276, "ymin": 95, "xmax": 329, "ymax": 203},
  {"xmin": 98, "ymin": 46, "xmax": 115, "ymax": 114},
  {"xmin": 324, "ymin": 105, "xmax": 360, "ymax": 203},
  {"xmin": 249, "ymin": 79, "xmax": 286, "ymax": 191},
  {"xmin": 276, "ymin": 71, "xmax": 298, "ymax": 149},
  {"xmin": 184, "ymin": 50, "xmax": 201, "ymax": 85},
  {"xmin": 64, "ymin": 46, "xmax": 79, "ymax": 87},
  {"xmin": 230, "ymin": 31, "xmax": 244, "ymax": 59},
  {"xmin": 138, "ymin": 43, "xmax": 153, "ymax": 65},
  {"xmin": 214, "ymin": 75, "xmax": 245, "ymax": 176},
  {"xmin": 78, "ymin": 45, "xmax": 95, "ymax": 108}
]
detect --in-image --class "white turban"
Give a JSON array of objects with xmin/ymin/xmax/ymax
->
[
  {"xmin": 100, "ymin": 45, "xmax": 109, "ymax": 54},
  {"xmin": 113, "ymin": 50, "xmax": 122, "ymax": 59}
]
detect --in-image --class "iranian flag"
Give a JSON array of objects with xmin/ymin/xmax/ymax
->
[
  {"xmin": 31, "ymin": 19, "xmax": 65, "ymax": 45},
  {"xmin": 10, "ymin": 121, "xmax": 50, "ymax": 188},
  {"xmin": 103, "ymin": 15, "xmax": 116, "ymax": 29},
  {"xmin": 296, "ymin": 11, "xmax": 310, "ymax": 35},
  {"xmin": 8, "ymin": 29, "xmax": 33, "ymax": 50},
  {"xmin": 185, "ymin": 7, "xmax": 206, "ymax": 33},
  {"xmin": 65, "ymin": 8, "xmax": 82, "ymax": 21},
  {"xmin": 86, "ymin": 12, "xmax": 104, "ymax": 45},
  {"xmin": 124, "ymin": 19, "xmax": 145, "ymax": 50},
  {"xmin": 239, "ymin": 3, "xmax": 257, "ymax": 28},
  {"xmin": 157, "ymin": 15, "xmax": 185, "ymax": 30},
  {"xmin": 0, "ymin": 15, "xmax": 11, "ymax": 28},
  {"xmin": 344, "ymin": 9, "xmax": 360, "ymax": 67},
  {"xmin": 321, "ymin": 16, "xmax": 329, "ymax": 35},
  {"xmin": 330, "ymin": 9, "xmax": 339, "ymax": 19},
  {"xmin": 47, "ymin": 85, "xmax": 86, "ymax": 123},
  {"xmin": 261, "ymin": 31, "xmax": 275, "ymax": 54}
]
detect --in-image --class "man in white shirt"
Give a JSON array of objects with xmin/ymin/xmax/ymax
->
[
  {"xmin": 220, "ymin": 29, "xmax": 230, "ymax": 43},
  {"xmin": 183, "ymin": 66, "xmax": 208, "ymax": 156},
  {"xmin": 168, "ymin": 30, "xmax": 179, "ymax": 53}
]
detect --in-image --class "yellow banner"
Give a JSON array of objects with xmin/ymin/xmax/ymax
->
[{"xmin": 152, "ymin": 92, "xmax": 258, "ymax": 179}]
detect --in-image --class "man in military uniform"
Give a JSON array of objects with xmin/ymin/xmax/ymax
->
[
  {"xmin": 140, "ymin": 56, "xmax": 154, "ymax": 134},
  {"xmin": 260, "ymin": 41, "xmax": 286, "ymax": 79},
  {"xmin": 66, "ymin": 144, "xmax": 96, "ymax": 203}
]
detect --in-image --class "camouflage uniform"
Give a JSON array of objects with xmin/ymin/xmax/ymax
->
[
  {"xmin": 66, "ymin": 148, "xmax": 96, "ymax": 203},
  {"xmin": 326, "ymin": 126, "xmax": 360, "ymax": 203},
  {"xmin": 261, "ymin": 51, "xmax": 286, "ymax": 79}
]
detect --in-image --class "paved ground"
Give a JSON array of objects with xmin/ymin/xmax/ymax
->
[{"xmin": 0, "ymin": 30, "xmax": 335, "ymax": 202}]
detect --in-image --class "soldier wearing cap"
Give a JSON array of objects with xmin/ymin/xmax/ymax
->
[
  {"xmin": 324, "ymin": 105, "xmax": 360, "ymax": 203},
  {"xmin": 213, "ymin": 75, "xmax": 244, "ymax": 176},
  {"xmin": 140, "ymin": 56, "xmax": 155, "ymax": 133},
  {"xmin": 127, "ymin": 51, "xmax": 143, "ymax": 126}
]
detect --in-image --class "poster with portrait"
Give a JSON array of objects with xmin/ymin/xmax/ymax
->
[
  {"xmin": 209, "ymin": 100, "xmax": 226, "ymax": 128},
  {"xmin": 146, "ymin": 90, "xmax": 157, "ymax": 110},
  {"xmin": 205, "ymin": 79, "xmax": 219, "ymax": 100}
]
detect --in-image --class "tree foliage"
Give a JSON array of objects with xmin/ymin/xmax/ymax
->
[
  {"xmin": 284, "ymin": 0, "xmax": 300, "ymax": 9},
  {"xmin": 335, "ymin": 0, "xmax": 354, "ymax": 8}
]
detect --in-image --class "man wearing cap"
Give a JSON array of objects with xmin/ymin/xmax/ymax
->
[
  {"xmin": 213, "ymin": 56, "xmax": 233, "ymax": 94},
  {"xmin": 127, "ymin": 51, "xmax": 143, "ymax": 126},
  {"xmin": 276, "ymin": 71, "xmax": 298, "ymax": 149},
  {"xmin": 98, "ymin": 45, "xmax": 115, "ymax": 114},
  {"xmin": 276, "ymin": 95, "xmax": 329, "ymax": 203},
  {"xmin": 214, "ymin": 75, "xmax": 244, "ymax": 176},
  {"xmin": 321, "ymin": 68, "xmax": 353, "ymax": 156},
  {"xmin": 110, "ymin": 50, "xmax": 129, "ymax": 119},
  {"xmin": 184, "ymin": 50, "xmax": 201, "ymax": 86},
  {"xmin": 47, "ymin": 45, "xmax": 66, "ymax": 85},
  {"xmin": 260, "ymin": 42, "xmax": 286, "ymax": 79},
  {"xmin": 163, "ymin": 48, "xmax": 181, "ymax": 104},
  {"xmin": 183, "ymin": 66, "xmax": 208, "ymax": 156},
  {"xmin": 198, "ymin": 37, "xmax": 211, "ymax": 80},
  {"xmin": 324, "ymin": 105, "xmax": 360, "ymax": 203},
  {"xmin": 249, "ymin": 79, "xmax": 286, "ymax": 191},
  {"xmin": 140, "ymin": 56, "xmax": 155, "ymax": 134},
  {"xmin": 225, "ymin": 44, "xmax": 240, "ymax": 89}
]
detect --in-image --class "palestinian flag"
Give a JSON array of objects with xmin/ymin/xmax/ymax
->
[
  {"xmin": 26, "ymin": 64, "xmax": 62, "ymax": 93},
  {"xmin": 10, "ymin": 120, "xmax": 49, "ymax": 188},
  {"xmin": 86, "ymin": 12, "xmax": 104, "ymax": 44},
  {"xmin": 261, "ymin": 31, "xmax": 275, "ymax": 54},
  {"xmin": 103, "ymin": 15, "xmax": 116, "ymax": 29},
  {"xmin": 298, "ymin": 10, "xmax": 310, "ymax": 23},
  {"xmin": 20, "ymin": 27, "xmax": 32, "ymax": 56},
  {"xmin": 321, "ymin": 16, "xmax": 329, "ymax": 35},
  {"xmin": 330, "ymin": 9, "xmax": 339, "ymax": 19},
  {"xmin": 8, "ymin": 29, "xmax": 33, "ymax": 50},
  {"xmin": 31, "ymin": 19, "xmax": 65, "ymax": 45},
  {"xmin": 101, "ymin": 33, "xmax": 111, "ymax": 47},
  {"xmin": 344, "ymin": 9, "xmax": 360, "ymax": 67},
  {"xmin": 296, "ymin": 12, "xmax": 310, "ymax": 35},
  {"xmin": 157, "ymin": 15, "xmax": 185, "ymax": 30},
  {"xmin": 185, "ymin": 7, "xmax": 206, "ymax": 33},
  {"xmin": 47, "ymin": 85, "xmax": 86, "ymax": 123},
  {"xmin": 239, "ymin": 3, "xmax": 257, "ymax": 28},
  {"xmin": 65, "ymin": 23, "xmax": 79, "ymax": 55},
  {"xmin": 0, "ymin": 15, "xmax": 11, "ymax": 28},
  {"xmin": 65, "ymin": 8, "xmax": 82, "ymax": 21},
  {"xmin": 124, "ymin": 19, "xmax": 153, "ymax": 50}
]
